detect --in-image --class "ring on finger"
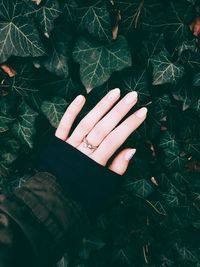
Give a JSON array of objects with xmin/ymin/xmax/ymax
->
[{"xmin": 82, "ymin": 135, "xmax": 99, "ymax": 151}]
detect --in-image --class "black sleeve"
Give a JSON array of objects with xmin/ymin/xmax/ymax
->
[{"xmin": 36, "ymin": 130, "xmax": 123, "ymax": 220}]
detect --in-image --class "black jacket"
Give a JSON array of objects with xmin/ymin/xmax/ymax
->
[{"xmin": 0, "ymin": 132, "xmax": 123, "ymax": 267}]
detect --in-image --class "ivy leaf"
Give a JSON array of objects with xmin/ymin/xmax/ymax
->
[
  {"xmin": 171, "ymin": 80, "xmax": 194, "ymax": 111},
  {"xmin": 185, "ymin": 140, "xmax": 200, "ymax": 160},
  {"xmin": 12, "ymin": 101, "xmax": 38, "ymax": 148},
  {"xmin": 41, "ymin": 97, "xmax": 68, "ymax": 128},
  {"xmin": 63, "ymin": 0, "xmax": 78, "ymax": 23},
  {"xmin": 159, "ymin": 131, "xmax": 187, "ymax": 170},
  {"xmin": 177, "ymin": 39, "xmax": 197, "ymax": 57},
  {"xmin": 193, "ymin": 72, "xmax": 200, "ymax": 86},
  {"xmin": 35, "ymin": 24, "xmax": 72, "ymax": 78},
  {"xmin": 146, "ymin": 1, "xmax": 194, "ymax": 47},
  {"xmin": 152, "ymin": 94, "xmax": 171, "ymax": 121},
  {"xmin": 180, "ymin": 50, "xmax": 200, "ymax": 70},
  {"xmin": 0, "ymin": 113, "xmax": 15, "ymax": 133},
  {"xmin": 150, "ymin": 49, "xmax": 185, "ymax": 85},
  {"xmin": 141, "ymin": 32, "xmax": 165, "ymax": 64},
  {"xmin": 77, "ymin": 1, "xmax": 112, "ymax": 42},
  {"xmin": 119, "ymin": 68, "xmax": 150, "ymax": 102},
  {"xmin": 9, "ymin": 64, "xmax": 39, "ymax": 97},
  {"xmin": 164, "ymin": 150, "xmax": 187, "ymax": 171},
  {"xmin": 159, "ymin": 132, "xmax": 179, "ymax": 151},
  {"xmin": 116, "ymin": 0, "xmax": 163, "ymax": 34},
  {"xmin": 0, "ymin": 0, "xmax": 45, "ymax": 63},
  {"xmin": 26, "ymin": 0, "xmax": 61, "ymax": 37},
  {"xmin": 73, "ymin": 35, "xmax": 131, "ymax": 92},
  {"xmin": 163, "ymin": 193, "xmax": 179, "ymax": 207},
  {"xmin": 148, "ymin": 200, "xmax": 167, "ymax": 216},
  {"xmin": 125, "ymin": 179, "xmax": 154, "ymax": 198}
]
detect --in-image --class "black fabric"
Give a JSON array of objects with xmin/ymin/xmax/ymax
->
[{"xmin": 36, "ymin": 131, "xmax": 123, "ymax": 219}]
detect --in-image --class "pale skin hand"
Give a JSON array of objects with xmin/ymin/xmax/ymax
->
[{"xmin": 55, "ymin": 88, "xmax": 147, "ymax": 176}]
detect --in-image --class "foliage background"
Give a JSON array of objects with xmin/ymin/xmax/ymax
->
[{"xmin": 0, "ymin": 0, "xmax": 200, "ymax": 266}]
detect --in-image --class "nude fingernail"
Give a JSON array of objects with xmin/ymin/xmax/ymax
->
[
  {"xmin": 125, "ymin": 91, "xmax": 138, "ymax": 104},
  {"xmin": 107, "ymin": 88, "xmax": 120, "ymax": 101},
  {"xmin": 124, "ymin": 148, "xmax": 136, "ymax": 161},
  {"xmin": 74, "ymin": 95, "xmax": 84, "ymax": 105},
  {"xmin": 136, "ymin": 107, "xmax": 148, "ymax": 118}
]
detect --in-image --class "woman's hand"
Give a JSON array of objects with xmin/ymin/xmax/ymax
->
[{"xmin": 55, "ymin": 88, "xmax": 147, "ymax": 176}]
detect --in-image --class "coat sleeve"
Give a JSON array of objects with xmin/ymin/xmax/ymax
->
[
  {"xmin": 0, "ymin": 171, "xmax": 91, "ymax": 267},
  {"xmin": 0, "ymin": 131, "xmax": 123, "ymax": 267}
]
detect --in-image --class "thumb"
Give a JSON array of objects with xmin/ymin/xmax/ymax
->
[{"xmin": 108, "ymin": 148, "xmax": 136, "ymax": 175}]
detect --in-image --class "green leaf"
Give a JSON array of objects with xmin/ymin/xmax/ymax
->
[
  {"xmin": 26, "ymin": 0, "xmax": 61, "ymax": 37},
  {"xmin": 147, "ymin": 200, "xmax": 167, "ymax": 216},
  {"xmin": 73, "ymin": 35, "xmax": 131, "ymax": 92},
  {"xmin": 41, "ymin": 97, "xmax": 68, "ymax": 128},
  {"xmin": 116, "ymin": 0, "xmax": 163, "ymax": 34},
  {"xmin": 177, "ymin": 39, "xmax": 196, "ymax": 57},
  {"xmin": 0, "ymin": 113, "xmax": 15, "ymax": 133},
  {"xmin": 0, "ymin": 122, "xmax": 8, "ymax": 133},
  {"xmin": 171, "ymin": 78, "xmax": 198, "ymax": 112},
  {"xmin": 164, "ymin": 150, "xmax": 187, "ymax": 170},
  {"xmin": 185, "ymin": 140, "xmax": 200, "ymax": 160},
  {"xmin": 125, "ymin": 179, "xmax": 154, "ymax": 198},
  {"xmin": 12, "ymin": 101, "xmax": 38, "ymax": 148},
  {"xmin": 145, "ymin": 1, "xmax": 194, "ymax": 47},
  {"xmin": 180, "ymin": 50, "xmax": 200, "ymax": 71},
  {"xmin": 150, "ymin": 49, "xmax": 185, "ymax": 85},
  {"xmin": 163, "ymin": 193, "xmax": 179, "ymax": 207},
  {"xmin": 120, "ymin": 68, "xmax": 150, "ymax": 102},
  {"xmin": 152, "ymin": 94, "xmax": 171, "ymax": 121},
  {"xmin": 159, "ymin": 132, "xmax": 179, "ymax": 151},
  {"xmin": 0, "ymin": 0, "xmax": 45, "ymax": 63},
  {"xmin": 141, "ymin": 32, "xmax": 165, "ymax": 64},
  {"xmin": 77, "ymin": 1, "xmax": 112, "ymax": 42},
  {"xmin": 10, "ymin": 65, "xmax": 39, "ymax": 96},
  {"xmin": 35, "ymin": 24, "xmax": 72, "ymax": 78},
  {"xmin": 193, "ymin": 72, "xmax": 200, "ymax": 86}
]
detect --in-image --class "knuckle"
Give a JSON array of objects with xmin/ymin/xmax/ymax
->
[
  {"xmin": 113, "ymin": 108, "xmax": 122, "ymax": 118},
  {"xmin": 92, "ymin": 124, "xmax": 105, "ymax": 139},
  {"xmin": 78, "ymin": 120, "xmax": 91, "ymax": 133},
  {"xmin": 104, "ymin": 135, "xmax": 116, "ymax": 148}
]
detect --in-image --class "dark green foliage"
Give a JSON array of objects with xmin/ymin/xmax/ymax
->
[{"xmin": 0, "ymin": 0, "xmax": 199, "ymax": 266}]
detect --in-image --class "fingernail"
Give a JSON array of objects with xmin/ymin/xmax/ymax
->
[
  {"xmin": 136, "ymin": 107, "xmax": 148, "ymax": 118},
  {"xmin": 107, "ymin": 88, "xmax": 120, "ymax": 101},
  {"xmin": 74, "ymin": 95, "xmax": 84, "ymax": 105},
  {"xmin": 124, "ymin": 148, "xmax": 136, "ymax": 161},
  {"xmin": 125, "ymin": 91, "xmax": 138, "ymax": 104}
]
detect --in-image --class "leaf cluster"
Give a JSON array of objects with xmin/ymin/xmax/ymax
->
[{"xmin": 0, "ymin": 0, "xmax": 200, "ymax": 266}]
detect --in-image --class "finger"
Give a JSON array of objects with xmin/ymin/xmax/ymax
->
[
  {"xmin": 67, "ymin": 88, "xmax": 120, "ymax": 147},
  {"xmin": 91, "ymin": 107, "xmax": 147, "ymax": 165},
  {"xmin": 81, "ymin": 91, "xmax": 138, "ymax": 149},
  {"xmin": 108, "ymin": 148, "xmax": 136, "ymax": 175},
  {"xmin": 55, "ymin": 95, "xmax": 86, "ymax": 141}
]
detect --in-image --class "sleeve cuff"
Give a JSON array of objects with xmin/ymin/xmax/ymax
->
[{"xmin": 36, "ymin": 131, "xmax": 123, "ymax": 219}]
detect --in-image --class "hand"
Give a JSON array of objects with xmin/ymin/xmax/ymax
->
[{"xmin": 55, "ymin": 88, "xmax": 147, "ymax": 175}]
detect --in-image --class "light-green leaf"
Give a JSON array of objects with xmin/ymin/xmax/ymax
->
[
  {"xmin": 125, "ymin": 179, "xmax": 154, "ymax": 198},
  {"xmin": 12, "ymin": 102, "xmax": 38, "ymax": 148},
  {"xmin": 73, "ymin": 35, "xmax": 131, "ymax": 92},
  {"xmin": 150, "ymin": 49, "xmax": 184, "ymax": 85},
  {"xmin": 0, "ymin": 0, "xmax": 45, "ymax": 63},
  {"xmin": 41, "ymin": 97, "xmax": 68, "ymax": 128},
  {"xmin": 77, "ymin": 1, "xmax": 112, "ymax": 42},
  {"xmin": 26, "ymin": 0, "xmax": 61, "ymax": 36}
]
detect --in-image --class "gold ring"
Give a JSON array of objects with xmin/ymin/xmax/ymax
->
[{"xmin": 82, "ymin": 136, "xmax": 99, "ymax": 150}]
